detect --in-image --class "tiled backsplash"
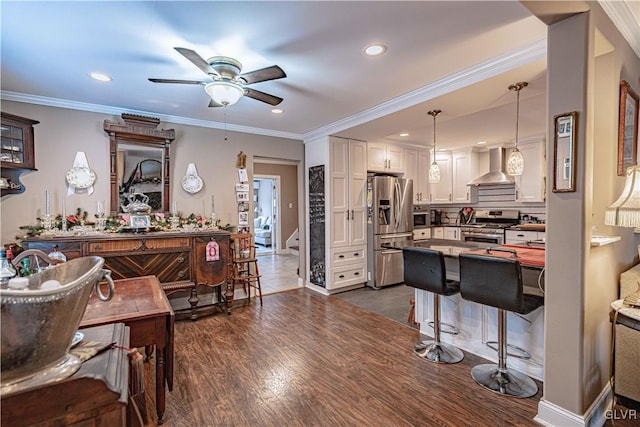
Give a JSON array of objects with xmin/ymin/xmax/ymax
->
[{"xmin": 431, "ymin": 203, "xmax": 546, "ymax": 225}]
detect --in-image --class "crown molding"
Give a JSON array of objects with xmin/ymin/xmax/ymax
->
[
  {"xmin": 0, "ymin": 91, "xmax": 303, "ymax": 141},
  {"xmin": 302, "ymin": 39, "xmax": 547, "ymax": 142},
  {"xmin": 599, "ymin": 0, "xmax": 640, "ymax": 58}
]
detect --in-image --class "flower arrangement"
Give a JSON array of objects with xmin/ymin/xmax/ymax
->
[{"xmin": 17, "ymin": 209, "xmax": 234, "ymax": 241}]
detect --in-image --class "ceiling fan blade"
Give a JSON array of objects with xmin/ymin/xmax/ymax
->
[
  {"xmin": 238, "ymin": 65, "xmax": 286, "ymax": 84},
  {"xmin": 174, "ymin": 47, "xmax": 220, "ymax": 77},
  {"xmin": 208, "ymin": 99, "xmax": 224, "ymax": 108},
  {"xmin": 244, "ymin": 88, "xmax": 283, "ymax": 106},
  {"xmin": 148, "ymin": 78, "xmax": 204, "ymax": 85}
]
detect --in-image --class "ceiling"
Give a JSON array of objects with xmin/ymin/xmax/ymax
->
[{"xmin": 0, "ymin": 1, "xmax": 636, "ymax": 152}]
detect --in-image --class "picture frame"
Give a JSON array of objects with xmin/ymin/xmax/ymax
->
[
  {"xmin": 238, "ymin": 211, "xmax": 249, "ymax": 225},
  {"xmin": 130, "ymin": 214, "xmax": 151, "ymax": 229},
  {"xmin": 236, "ymin": 191, "xmax": 249, "ymax": 202},
  {"xmin": 617, "ymin": 80, "xmax": 639, "ymax": 176},
  {"xmin": 235, "ymin": 183, "xmax": 249, "ymax": 192},
  {"xmin": 553, "ymin": 111, "xmax": 578, "ymax": 193}
]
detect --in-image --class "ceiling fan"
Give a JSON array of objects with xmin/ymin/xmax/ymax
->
[{"xmin": 149, "ymin": 47, "xmax": 286, "ymax": 107}]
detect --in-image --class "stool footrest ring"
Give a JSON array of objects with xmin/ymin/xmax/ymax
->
[
  {"xmin": 485, "ymin": 341, "xmax": 531, "ymax": 360},
  {"xmin": 471, "ymin": 363, "xmax": 538, "ymax": 398},
  {"xmin": 413, "ymin": 340, "xmax": 464, "ymax": 364},
  {"xmin": 427, "ymin": 321, "xmax": 460, "ymax": 335}
]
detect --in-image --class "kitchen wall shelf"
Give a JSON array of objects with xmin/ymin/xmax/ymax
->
[
  {"xmin": 590, "ymin": 235, "xmax": 621, "ymax": 247},
  {"xmin": 1, "ymin": 112, "xmax": 39, "ymax": 197}
]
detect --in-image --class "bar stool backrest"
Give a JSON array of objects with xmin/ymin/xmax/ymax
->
[
  {"xmin": 459, "ymin": 253, "xmax": 524, "ymax": 313},
  {"xmin": 402, "ymin": 247, "xmax": 448, "ymax": 294}
]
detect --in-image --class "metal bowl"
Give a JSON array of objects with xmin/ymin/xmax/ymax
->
[{"xmin": 0, "ymin": 256, "xmax": 114, "ymax": 395}]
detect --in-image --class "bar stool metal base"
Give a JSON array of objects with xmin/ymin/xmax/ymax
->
[
  {"xmin": 470, "ymin": 364, "xmax": 538, "ymax": 398},
  {"xmin": 414, "ymin": 340, "xmax": 464, "ymax": 364}
]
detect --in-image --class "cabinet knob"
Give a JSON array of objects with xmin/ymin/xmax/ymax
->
[
  {"xmin": 338, "ymin": 255, "xmax": 345, "ymax": 259},
  {"xmin": 354, "ymin": 272, "xmax": 360, "ymax": 276},
  {"xmin": 94, "ymin": 244, "xmax": 101, "ymax": 250},
  {"xmin": 339, "ymin": 274, "xmax": 345, "ymax": 279},
  {"xmin": 177, "ymin": 270, "xmax": 186, "ymax": 278},
  {"xmin": 177, "ymin": 256, "xmax": 185, "ymax": 263},
  {"xmin": 354, "ymin": 253, "xmax": 359, "ymax": 256}
]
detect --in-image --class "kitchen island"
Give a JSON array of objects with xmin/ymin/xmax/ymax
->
[{"xmin": 411, "ymin": 239, "xmax": 545, "ymax": 380}]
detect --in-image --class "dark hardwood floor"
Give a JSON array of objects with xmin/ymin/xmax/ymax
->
[{"xmin": 140, "ymin": 288, "xmax": 634, "ymax": 426}]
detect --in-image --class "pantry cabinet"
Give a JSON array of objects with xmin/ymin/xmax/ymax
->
[
  {"xmin": 403, "ymin": 148, "xmax": 430, "ymax": 204},
  {"xmin": 367, "ymin": 141, "xmax": 403, "ymax": 174},
  {"xmin": 428, "ymin": 152, "xmax": 453, "ymax": 204},
  {"xmin": 452, "ymin": 150, "xmax": 478, "ymax": 203}
]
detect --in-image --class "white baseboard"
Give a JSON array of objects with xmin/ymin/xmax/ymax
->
[{"xmin": 534, "ymin": 383, "xmax": 611, "ymax": 426}]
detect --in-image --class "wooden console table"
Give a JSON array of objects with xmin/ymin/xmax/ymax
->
[
  {"xmin": 80, "ymin": 275, "xmax": 174, "ymax": 425},
  {"xmin": 23, "ymin": 230, "xmax": 232, "ymax": 319},
  {"xmin": 1, "ymin": 323, "xmax": 130, "ymax": 427}
]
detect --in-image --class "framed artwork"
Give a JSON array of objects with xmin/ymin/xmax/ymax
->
[
  {"xmin": 238, "ymin": 211, "xmax": 249, "ymax": 225},
  {"xmin": 618, "ymin": 80, "xmax": 639, "ymax": 175},
  {"xmin": 553, "ymin": 111, "xmax": 578, "ymax": 193},
  {"xmin": 235, "ymin": 183, "xmax": 249, "ymax": 192},
  {"xmin": 130, "ymin": 214, "xmax": 151, "ymax": 228},
  {"xmin": 236, "ymin": 191, "xmax": 249, "ymax": 202}
]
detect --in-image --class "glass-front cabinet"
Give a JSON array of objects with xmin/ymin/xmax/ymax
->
[{"xmin": 1, "ymin": 112, "xmax": 39, "ymax": 195}]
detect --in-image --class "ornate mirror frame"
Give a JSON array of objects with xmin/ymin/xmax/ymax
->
[{"xmin": 103, "ymin": 114, "xmax": 175, "ymax": 216}]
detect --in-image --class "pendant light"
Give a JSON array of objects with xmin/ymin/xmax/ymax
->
[
  {"xmin": 428, "ymin": 109, "xmax": 442, "ymax": 184},
  {"xmin": 506, "ymin": 82, "xmax": 528, "ymax": 176}
]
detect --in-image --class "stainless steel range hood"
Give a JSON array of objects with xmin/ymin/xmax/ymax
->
[{"xmin": 467, "ymin": 147, "xmax": 515, "ymax": 186}]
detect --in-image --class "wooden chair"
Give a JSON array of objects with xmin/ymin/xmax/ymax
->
[
  {"xmin": 230, "ymin": 233, "xmax": 263, "ymax": 305},
  {"xmin": 11, "ymin": 249, "xmax": 59, "ymax": 275}
]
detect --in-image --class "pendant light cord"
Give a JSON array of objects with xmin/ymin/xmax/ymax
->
[
  {"xmin": 224, "ymin": 106, "xmax": 228, "ymax": 141},
  {"xmin": 515, "ymin": 87, "xmax": 520, "ymax": 148}
]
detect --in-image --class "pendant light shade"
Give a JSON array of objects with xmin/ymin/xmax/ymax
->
[
  {"xmin": 605, "ymin": 165, "xmax": 640, "ymax": 228},
  {"xmin": 506, "ymin": 82, "xmax": 528, "ymax": 176},
  {"xmin": 428, "ymin": 109, "xmax": 442, "ymax": 184}
]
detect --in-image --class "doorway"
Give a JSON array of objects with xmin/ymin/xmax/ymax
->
[{"xmin": 253, "ymin": 175, "xmax": 279, "ymax": 255}]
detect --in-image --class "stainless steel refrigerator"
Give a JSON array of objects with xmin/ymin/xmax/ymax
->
[{"xmin": 366, "ymin": 176, "xmax": 413, "ymax": 289}]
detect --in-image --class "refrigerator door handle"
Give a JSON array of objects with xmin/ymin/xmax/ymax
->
[
  {"xmin": 393, "ymin": 181, "xmax": 401, "ymax": 230},
  {"xmin": 380, "ymin": 249, "xmax": 402, "ymax": 255},
  {"xmin": 379, "ymin": 233, "xmax": 413, "ymax": 239}
]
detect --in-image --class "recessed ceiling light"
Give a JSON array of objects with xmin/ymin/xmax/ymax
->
[
  {"xmin": 399, "ymin": 133, "xmax": 409, "ymax": 137},
  {"xmin": 363, "ymin": 44, "xmax": 387, "ymax": 57},
  {"xmin": 271, "ymin": 108, "xmax": 284, "ymax": 114},
  {"xmin": 477, "ymin": 141, "xmax": 487, "ymax": 145},
  {"xmin": 90, "ymin": 72, "xmax": 111, "ymax": 82}
]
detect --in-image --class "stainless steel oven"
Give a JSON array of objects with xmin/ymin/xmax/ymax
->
[
  {"xmin": 412, "ymin": 204, "xmax": 430, "ymax": 229},
  {"xmin": 461, "ymin": 230, "xmax": 504, "ymax": 247}
]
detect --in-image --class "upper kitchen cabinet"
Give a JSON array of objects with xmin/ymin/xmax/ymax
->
[
  {"xmin": 452, "ymin": 149, "xmax": 479, "ymax": 203},
  {"xmin": 512, "ymin": 140, "xmax": 545, "ymax": 202},
  {"xmin": 1, "ymin": 112, "xmax": 39, "ymax": 196},
  {"xmin": 367, "ymin": 141, "xmax": 403, "ymax": 174},
  {"xmin": 428, "ymin": 152, "xmax": 453, "ymax": 204},
  {"xmin": 403, "ymin": 148, "xmax": 430, "ymax": 204}
]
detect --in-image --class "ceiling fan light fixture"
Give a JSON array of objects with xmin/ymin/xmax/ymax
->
[{"xmin": 204, "ymin": 81, "xmax": 244, "ymax": 106}]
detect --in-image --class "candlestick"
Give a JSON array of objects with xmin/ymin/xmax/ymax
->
[
  {"xmin": 45, "ymin": 190, "xmax": 50, "ymax": 215},
  {"xmin": 202, "ymin": 200, "xmax": 206, "ymax": 217},
  {"xmin": 62, "ymin": 197, "xmax": 66, "ymax": 218},
  {"xmin": 96, "ymin": 200, "xmax": 104, "ymax": 217},
  {"xmin": 171, "ymin": 201, "xmax": 177, "ymax": 217},
  {"xmin": 211, "ymin": 195, "xmax": 215, "ymax": 214}
]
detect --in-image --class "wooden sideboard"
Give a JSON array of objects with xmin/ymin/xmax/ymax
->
[{"xmin": 23, "ymin": 231, "xmax": 231, "ymax": 320}]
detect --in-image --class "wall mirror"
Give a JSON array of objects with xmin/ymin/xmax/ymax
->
[
  {"xmin": 618, "ymin": 80, "xmax": 639, "ymax": 175},
  {"xmin": 553, "ymin": 111, "xmax": 578, "ymax": 193},
  {"xmin": 104, "ymin": 114, "xmax": 175, "ymax": 215}
]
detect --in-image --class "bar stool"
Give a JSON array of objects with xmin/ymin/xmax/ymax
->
[
  {"xmin": 402, "ymin": 247, "xmax": 464, "ymax": 364},
  {"xmin": 230, "ymin": 233, "xmax": 263, "ymax": 305},
  {"xmin": 458, "ymin": 252, "xmax": 544, "ymax": 398}
]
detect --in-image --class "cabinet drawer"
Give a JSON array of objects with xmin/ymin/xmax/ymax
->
[
  {"xmin": 331, "ymin": 246, "xmax": 365, "ymax": 267},
  {"xmin": 505, "ymin": 230, "xmax": 538, "ymax": 244},
  {"xmin": 329, "ymin": 264, "xmax": 366, "ymax": 290},
  {"xmin": 22, "ymin": 241, "xmax": 83, "ymax": 260},
  {"xmin": 87, "ymin": 237, "xmax": 190, "ymax": 254},
  {"xmin": 413, "ymin": 229, "xmax": 431, "ymax": 241},
  {"xmin": 102, "ymin": 251, "xmax": 191, "ymax": 283}
]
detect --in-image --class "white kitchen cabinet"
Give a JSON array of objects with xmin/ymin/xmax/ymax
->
[
  {"xmin": 403, "ymin": 148, "xmax": 430, "ymax": 204},
  {"xmin": 367, "ymin": 141, "xmax": 403, "ymax": 174},
  {"xmin": 330, "ymin": 137, "xmax": 367, "ymax": 249},
  {"xmin": 452, "ymin": 150, "xmax": 479, "ymax": 203},
  {"xmin": 505, "ymin": 229, "xmax": 545, "ymax": 244},
  {"xmin": 513, "ymin": 141, "xmax": 545, "ymax": 202},
  {"xmin": 428, "ymin": 152, "xmax": 453, "ymax": 204},
  {"xmin": 444, "ymin": 226, "xmax": 461, "ymax": 241},
  {"xmin": 432, "ymin": 227, "xmax": 444, "ymax": 239},
  {"xmin": 305, "ymin": 135, "xmax": 368, "ymax": 293},
  {"xmin": 413, "ymin": 228, "xmax": 432, "ymax": 241}
]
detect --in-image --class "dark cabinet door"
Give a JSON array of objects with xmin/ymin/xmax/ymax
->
[
  {"xmin": 102, "ymin": 251, "xmax": 191, "ymax": 283},
  {"xmin": 193, "ymin": 235, "xmax": 229, "ymax": 287}
]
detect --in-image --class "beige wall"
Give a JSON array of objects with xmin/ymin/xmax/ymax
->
[
  {"xmin": 0, "ymin": 101, "xmax": 305, "ymax": 271},
  {"xmin": 541, "ymin": 2, "xmax": 640, "ymax": 420},
  {"xmin": 254, "ymin": 163, "xmax": 299, "ymax": 249}
]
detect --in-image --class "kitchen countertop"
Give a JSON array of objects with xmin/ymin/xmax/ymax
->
[{"xmin": 411, "ymin": 239, "xmax": 544, "ymax": 269}]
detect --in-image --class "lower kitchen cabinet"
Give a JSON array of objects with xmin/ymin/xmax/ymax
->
[
  {"xmin": 443, "ymin": 226, "xmax": 461, "ymax": 241},
  {"xmin": 505, "ymin": 229, "xmax": 545, "ymax": 244}
]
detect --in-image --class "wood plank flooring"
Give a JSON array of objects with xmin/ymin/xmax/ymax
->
[{"xmin": 141, "ymin": 288, "xmax": 549, "ymax": 426}]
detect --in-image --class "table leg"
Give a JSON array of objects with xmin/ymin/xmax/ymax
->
[{"xmin": 155, "ymin": 344, "xmax": 166, "ymax": 424}]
